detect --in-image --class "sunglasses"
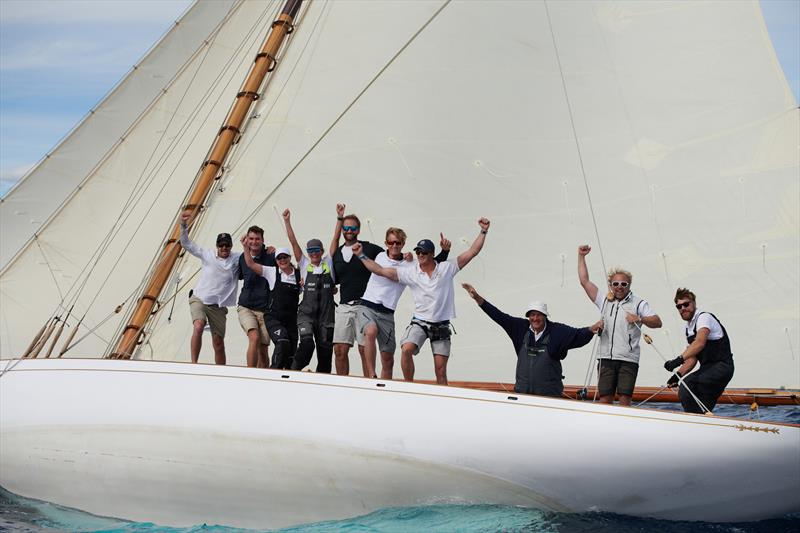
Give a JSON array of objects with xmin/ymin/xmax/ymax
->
[
  {"xmin": 386, "ymin": 240, "xmax": 403, "ymax": 246},
  {"xmin": 610, "ymin": 281, "xmax": 629, "ymax": 288},
  {"xmin": 276, "ymin": 255, "xmax": 290, "ymax": 260},
  {"xmin": 342, "ymin": 225, "xmax": 359, "ymax": 232},
  {"xmin": 217, "ymin": 243, "xmax": 232, "ymax": 248},
  {"xmin": 675, "ymin": 301, "xmax": 692, "ymax": 310},
  {"xmin": 415, "ymin": 250, "xmax": 431, "ymax": 256},
  {"xmin": 306, "ymin": 247, "xmax": 322, "ymax": 254}
]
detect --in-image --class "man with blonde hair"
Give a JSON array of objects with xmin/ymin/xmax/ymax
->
[
  {"xmin": 356, "ymin": 228, "xmax": 450, "ymax": 379},
  {"xmin": 663, "ymin": 288, "xmax": 734, "ymax": 413},
  {"xmin": 577, "ymin": 244, "xmax": 662, "ymax": 405}
]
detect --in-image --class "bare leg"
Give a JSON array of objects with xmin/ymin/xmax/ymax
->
[
  {"xmin": 257, "ymin": 343, "xmax": 268, "ymax": 368},
  {"xmin": 379, "ymin": 351, "xmax": 394, "ymax": 380},
  {"xmin": 211, "ymin": 334, "xmax": 226, "ymax": 365},
  {"xmin": 334, "ymin": 343, "xmax": 350, "ymax": 375},
  {"xmin": 400, "ymin": 342, "xmax": 417, "ymax": 382},
  {"xmin": 245, "ymin": 329, "xmax": 259, "ymax": 368},
  {"xmin": 618, "ymin": 394, "xmax": 632, "ymax": 407},
  {"xmin": 190, "ymin": 320, "xmax": 205, "ymax": 363},
  {"xmin": 433, "ymin": 354, "xmax": 449, "ymax": 385},
  {"xmin": 362, "ymin": 324, "xmax": 378, "ymax": 378}
]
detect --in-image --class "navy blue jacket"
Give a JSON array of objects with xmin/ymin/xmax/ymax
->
[{"xmin": 479, "ymin": 300, "xmax": 594, "ymax": 396}]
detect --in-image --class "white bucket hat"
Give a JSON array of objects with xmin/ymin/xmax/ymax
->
[{"xmin": 524, "ymin": 301, "xmax": 549, "ymax": 317}]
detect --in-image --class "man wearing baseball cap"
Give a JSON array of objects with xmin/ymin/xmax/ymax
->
[
  {"xmin": 352, "ymin": 217, "xmax": 491, "ymax": 385},
  {"xmin": 179, "ymin": 211, "xmax": 242, "ymax": 365},
  {"xmin": 462, "ymin": 283, "xmax": 603, "ymax": 397}
]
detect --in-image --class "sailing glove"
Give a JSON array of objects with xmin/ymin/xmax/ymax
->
[
  {"xmin": 666, "ymin": 372, "xmax": 682, "ymax": 387},
  {"xmin": 664, "ymin": 356, "xmax": 684, "ymax": 372}
]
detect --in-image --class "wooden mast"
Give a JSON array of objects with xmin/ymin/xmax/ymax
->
[{"xmin": 110, "ymin": 0, "xmax": 303, "ymax": 359}]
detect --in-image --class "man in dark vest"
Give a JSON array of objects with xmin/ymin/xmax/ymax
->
[
  {"xmin": 663, "ymin": 288, "xmax": 734, "ymax": 413},
  {"xmin": 237, "ymin": 225, "xmax": 275, "ymax": 368},
  {"xmin": 330, "ymin": 203, "xmax": 383, "ymax": 376},
  {"xmin": 462, "ymin": 283, "xmax": 603, "ymax": 397},
  {"xmin": 240, "ymin": 242, "xmax": 301, "ymax": 370}
]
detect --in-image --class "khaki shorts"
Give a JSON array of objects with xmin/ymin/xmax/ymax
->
[
  {"xmin": 399, "ymin": 321, "xmax": 451, "ymax": 357},
  {"xmin": 597, "ymin": 359, "xmax": 639, "ymax": 397},
  {"xmin": 356, "ymin": 305, "xmax": 396, "ymax": 354},
  {"xmin": 333, "ymin": 302, "xmax": 359, "ymax": 345},
  {"xmin": 189, "ymin": 296, "xmax": 227, "ymax": 338},
  {"xmin": 237, "ymin": 306, "xmax": 270, "ymax": 346}
]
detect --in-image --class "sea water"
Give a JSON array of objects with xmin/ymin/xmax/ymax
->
[{"xmin": 2, "ymin": 404, "xmax": 798, "ymax": 533}]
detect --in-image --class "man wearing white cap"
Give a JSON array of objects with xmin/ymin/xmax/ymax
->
[
  {"xmin": 240, "ymin": 243, "xmax": 302, "ymax": 370},
  {"xmin": 462, "ymin": 283, "xmax": 603, "ymax": 397}
]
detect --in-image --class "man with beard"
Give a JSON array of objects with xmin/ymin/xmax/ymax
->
[
  {"xmin": 663, "ymin": 288, "xmax": 734, "ymax": 413},
  {"xmin": 330, "ymin": 203, "xmax": 383, "ymax": 376}
]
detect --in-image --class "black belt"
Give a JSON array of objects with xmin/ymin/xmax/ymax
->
[{"xmin": 360, "ymin": 299, "xmax": 394, "ymax": 315}]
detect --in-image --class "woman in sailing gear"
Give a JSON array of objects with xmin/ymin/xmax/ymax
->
[
  {"xmin": 665, "ymin": 288, "xmax": 734, "ymax": 413},
  {"xmin": 462, "ymin": 284, "xmax": 603, "ymax": 397},
  {"xmin": 353, "ymin": 217, "xmax": 491, "ymax": 386},
  {"xmin": 577, "ymin": 244, "xmax": 662, "ymax": 406},
  {"xmin": 282, "ymin": 209, "xmax": 336, "ymax": 373},
  {"xmin": 330, "ymin": 203, "xmax": 384, "ymax": 376},
  {"xmin": 179, "ymin": 211, "xmax": 241, "ymax": 365},
  {"xmin": 241, "ymin": 243, "xmax": 301, "ymax": 370},
  {"xmin": 237, "ymin": 225, "xmax": 276, "ymax": 368},
  {"xmin": 356, "ymin": 227, "xmax": 450, "ymax": 379}
]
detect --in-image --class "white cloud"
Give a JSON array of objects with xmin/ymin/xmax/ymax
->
[{"xmin": 0, "ymin": 0, "xmax": 192, "ymax": 25}]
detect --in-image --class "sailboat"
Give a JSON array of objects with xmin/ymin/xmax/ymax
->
[{"xmin": 1, "ymin": 0, "xmax": 798, "ymax": 528}]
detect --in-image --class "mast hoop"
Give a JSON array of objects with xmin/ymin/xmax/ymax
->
[
  {"xmin": 236, "ymin": 91, "xmax": 260, "ymax": 101},
  {"xmin": 255, "ymin": 52, "xmax": 278, "ymax": 72},
  {"xmin": 271, "ymin": 19, "xmax": 294, "ymax": 34}
]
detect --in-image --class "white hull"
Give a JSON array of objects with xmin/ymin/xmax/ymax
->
[{"xmin": 1, "ymin": 358, "xmax": 798, "ymax": 528}]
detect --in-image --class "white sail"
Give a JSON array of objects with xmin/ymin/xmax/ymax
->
[{"xmin": 0, "ymin": 0, "xmax": 797, "ymax": 390}]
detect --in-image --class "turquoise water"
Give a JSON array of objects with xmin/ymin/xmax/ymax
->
[{"xmin": 2, "ymin": 404, "xmax": 798, "ymax": 532}]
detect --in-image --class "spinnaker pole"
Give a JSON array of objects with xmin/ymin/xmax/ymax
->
[{"xmin": 110, "ymin": 0, "xmax": 303, "ymax": 359}]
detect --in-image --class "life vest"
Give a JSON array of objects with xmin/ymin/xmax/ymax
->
[
  {"xmin": 298, "ymin": 261, "xmax": 335, "ymax": 325},
  {"xmin": 597, "ymin": 292, "xmax": 645, "ymax": 364},
  {"xmin": 514, "ymin": 327, "xmax": 563, "ymax": 397}
]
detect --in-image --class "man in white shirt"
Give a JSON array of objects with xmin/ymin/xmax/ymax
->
[
  {"xmin": 179, "ymin": 211, "xmax": 241, "ymax": 365},
  {"xmin": 663, "ymin": 287, "xmax": 734, "ymax": 413},
  {"xmin": 353, "ymin": 217, "xmax": 491, "ymax": 385}
]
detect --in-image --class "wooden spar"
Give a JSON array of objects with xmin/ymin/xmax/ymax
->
[
  {"xmin": 110, "ymin": 0, "xmax": 303, "ymax": 359},
  {"xmin": 430, "ymin": 381, "xmax": 800, "ymax": 407}
]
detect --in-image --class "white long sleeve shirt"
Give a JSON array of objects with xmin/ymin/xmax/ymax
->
[{"xmin": 180, "ymin": 225, "xmax": 241, "ymax": 307}]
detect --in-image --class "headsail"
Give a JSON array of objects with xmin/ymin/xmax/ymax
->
[{"xmin": 1, "ymin": 0, "xmax": 797, "ymax": 389}]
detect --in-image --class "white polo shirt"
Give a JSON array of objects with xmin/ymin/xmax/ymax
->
[
  {"xmin": 361, "ymin": 252, "xmax": 406, "ymax": 310},
  {"xmin": 686, "ymin": 309, "xmax": 724, "ymax": 340},
  {"xmin": 257, "ymin": 265, "xmax": 298, "ymax": 290},
  {"xmin": 180, "ymin": 227, "xmax": 240, "ymax": 307},
  {"xmin": 396, "ymin": 259, "xmax": 460, "ymax": 322}
]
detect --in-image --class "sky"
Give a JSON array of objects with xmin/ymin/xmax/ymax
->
[{"xmin": 0, "ymin": 0, "xmax": 798, "ymax": 197}]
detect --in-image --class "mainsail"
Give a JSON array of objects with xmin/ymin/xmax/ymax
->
[{"xmin": 1, "ymin": 0, "xmax": 797, "ymax": 389}]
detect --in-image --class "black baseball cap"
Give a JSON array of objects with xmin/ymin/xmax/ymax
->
[
  {"xmin": 413, "ymin": 239, "xmax": 435, "ymax": 254},
  {"xmin": 216, "ymin": 233, "xmax": 233, "ymax": 246}
]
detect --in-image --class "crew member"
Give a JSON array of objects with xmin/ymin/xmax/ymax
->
[
  {"xmin": 353, "ymin": 217, "xmax": 491, "ymax": 385},
  {"xmin": 577, "ymin": 244, "xmax": 662, "ymax": 406},
  {"xmin": 663, "ymin": 288, "xmax": 734, "ymax": 413},
  {"xmin": 237, "ymin": 225, "xmax": 275, "ymax": 368},
  {"xmin": 179, "ymin": 211, "xmax": 240, "ymax": 365},
  {"xmin": 330, "ymin": 203, "xmax": 383, "ymax": 376},
  {"xmin": 282, "ymin": 209, "xmax": 336, "ymax": 373},
  {"xmin": 462, "ymin": 283, "xmax": 603, "ymax": 397},
  {"xmin": 240, "ymin": 241, "xmax": 301, "ymax": 370}
]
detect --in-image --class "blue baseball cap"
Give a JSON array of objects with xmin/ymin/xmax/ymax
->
[{"xmin": 413, "ymin": 239, "xmax": 435, "ymax": 254}]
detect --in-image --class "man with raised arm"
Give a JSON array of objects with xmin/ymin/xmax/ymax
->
[
  {"xmin": 240, "ymin": 238, "xmax": 302, "ymax": 370},
  {"xmin": 283, "ymin": 209, "xmax": 336, "ymax": 373},
  {"xmin": 352, "ymin": 218, "xmax": 491, "ymax": 385},
  {"xmin": 461, "ymin": 283, "xmax": 603, "ymax": 397},
  {"xmin": 577, "ymin": 244, "xmax": 662, "ymax": 406},
  {"xmin": 663, "ymin": 288, "xmax": 734, "ymax": 413},
  {"xmin": 237, "ymin": 225, "xmax": 275, "ymax": 368},
  {"xmin": 356, "ymin": 228, "xmax": 450, "ymax": 379},
  {"xmin": 329, "ymin": 203, "xmax": 383, "ymax": 377},
  {"xmin": 179, "ymin": 211, "xmax": 241, "ymax": 365}
]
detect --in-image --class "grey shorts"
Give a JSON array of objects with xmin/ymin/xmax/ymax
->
[
  {"xmin": 189, "ymin": 296, "xmax": 227, "ymax": 338},
  {"xmin": 356, "ymin": 305, "xmax": 396, "ymax": 354},
  {"xmin": 237, "ymin": 306, "xmax": 270, "ymax": 346},
  {"xmin": 597, "ymin": 359, "xmax": 639, "ymax": 397},
  {"xmin": 333, "ymin": 302, "xmax": 359, "ymax": 345},
  {"xmin": 399, "ymin": 321, "xmax": 451, "ymax": 357}
]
